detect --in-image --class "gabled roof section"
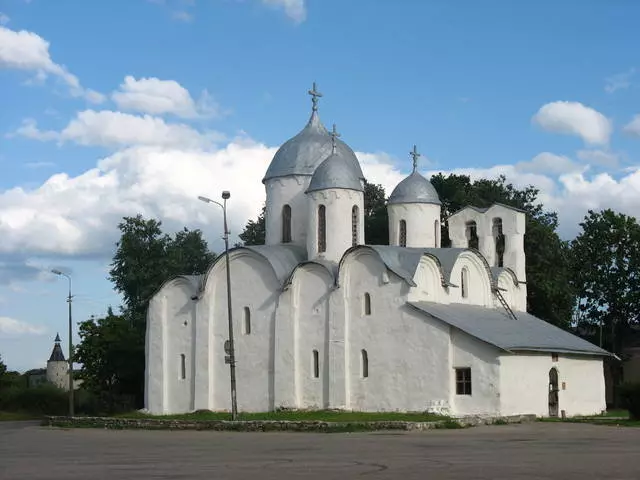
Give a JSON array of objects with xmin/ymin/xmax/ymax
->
[
  {"xmin": 409, "ymin": 301, "xmax": 611, "ymax": 357},
  {"xmin": 449, "ymin": 202, "xmax": 527, "ymax": 218}
]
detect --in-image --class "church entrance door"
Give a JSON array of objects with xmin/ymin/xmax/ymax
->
[{"xmin": 548, "ymin": 368, "xmax": 559, "ymax": 417}]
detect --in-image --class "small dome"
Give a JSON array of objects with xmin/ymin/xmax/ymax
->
[
  {"xmin": 388, "ymin": 171, "xmax": 441, "ymax": 205},
  {"xmin": 262, "ymin": 85, "xmax": 364, "ymax": 183},
  {"xmin": 306, "ymin": 150, "xmax": 364, "ymax": 193}
]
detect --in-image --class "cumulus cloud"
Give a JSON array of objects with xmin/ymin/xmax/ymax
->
[
  {"xmin": 605, "ymin": 68, "xmax": 635, "ymax": 94},
  {"xmin": 532, "ymin": 101, "xmax": 612, "ymax": 145},
  {"xmin": 13, "ymin": 110, "xmax": 224, "ymax": 148},
  {"xmin": 261, "ymin": 0, "xmax": 306, "ymax": 23},
  {"xmin": 515, "ymin": 152, "xmax": 582, "ymax": 175},
  {"xmin": 0, "ymin": 26, "xmax": 104, "ymax": 103},
  {"xmin": 0, "ymin": 12, "xmax": 9, "ymax": 25},
  {"xmin": 623, "ymin": 115, "xmax": 640, "ymax": 137},
  {"xmin": 0, "ymin": 317, "xmax": 46, "ymax": 336},
  {"xmin": 576, "ymin": 149, "xmax": 620, "ymax": 167},
  {"xmin": 112, "ymin": 76, "xmax": 221, "ymax": 118}
]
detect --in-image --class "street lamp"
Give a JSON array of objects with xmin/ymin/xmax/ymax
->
[
  {"xmin": 51, "ymin": 269, "xmax": 74, "ymax": 416},
  {"xmin": 198, "ymin": 191, "xmax": 238, "ymax": 420}
]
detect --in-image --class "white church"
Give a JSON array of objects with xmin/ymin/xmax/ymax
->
[{"xmin": 145, "ymin": 84, "xmax": 609, "ymax": 418}]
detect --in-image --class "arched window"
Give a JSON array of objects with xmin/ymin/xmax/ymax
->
[
  {"xmin": 363, "ymin": 292, "xmax": 371, "ymax": 316},
  {"xmin": 180, "ymin": 354, "xmax": 186, "ymax": 380},
  {"xmin": 318, "ymin": 205, "xmax": 327, "ymax": 253},
  {"xmin": 465, "ymin": 221, "xmax": 479, "ymax": 249},
  {"xmin": 493, "ymin": 218, "xmax": 505, "ymax": 267},
  {"xmin": 282, "ymin": 205, "xmax": 292, "ymax": 243},
  {"xmin": 434, "ymin": 219, "xmax": 440, "ymax": 247},
  {"xmin": 312, "ymin": 350, "xmax": 319, "ymax": 378},
  {"xmin": 352, "ymin": 205, "xmax": 359, "ymax": 246},
  {"xmin": 399, "ymin": 220, "xmax": 407, "ymax": 247},
  {"xmin": 361, "ymin": 349, "xmax": 369, "ymax": 378},
  {"xmin": 461, "ymin": 267, "xmax": 469, "ymax": 298},
  {"xmin": 243, "ymin": 306, "xmax": 251, "ymax": 335}
]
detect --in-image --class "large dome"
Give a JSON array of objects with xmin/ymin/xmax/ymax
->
[
  {"xmin": 306, "ymin": 149, "xmax": 364, "ymax": 194},
  {"xmin": 262, "ymin": 110, "xmax": 365, "ymax": 183},
  {"xmin": 388, "ymin": 171, "xmax": 441, "ymax": 205}
]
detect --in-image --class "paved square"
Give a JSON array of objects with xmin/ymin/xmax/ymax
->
[{"xmin": 1, "ymin": 421, "xmax": 638, "ymax": 479}]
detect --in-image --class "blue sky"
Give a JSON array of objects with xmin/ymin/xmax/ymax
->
[{"xmin": 1, "ymin": 0, "xmax": 640, "ymax": 371}]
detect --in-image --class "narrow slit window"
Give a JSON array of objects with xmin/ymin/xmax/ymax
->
[
  {"xmin": 434, "ymin": 219, "xmax": 440, "ymax": 247},
  {"xmin": 399, "ymin": 220, "xmax": 407, "ymax": 247},
  {"xmin": 465, "ymin": 221, "xmax": 479, "ymax": 249},
  {"xmin": 493, "ymin": 218, "xmax": 505, "ymax": 267},
  {"xmin": 282, "ymin": 205, "xmax": 292, "ymax": 243},
  {"xmin": 318, "ymin": 205, "xmax": 327, "ymax": 253},
  {"xmin": 312, "ymin": 350, "xmax": 319, "ymax": 378},
  {"xmin": 352, "ymin": 205, "xmax": 359, "ymax": 246},
  {"xmin": 243, "ymin": 306, "xmax": 251, "ymax": 335},
  {"xmin": 361, "ymin": 349, "xmax": 369, "ymax": 378},
  {"xmin": 461, "ymin": 268, "xmax": 469, "ymax": 299},
  {"xmin": 455, "ymin": 367, "xmax": 471, "ymax": 395},
  {"xmin": 180, "ymin": 354, "xmax": 186, "ymax": 380},
  {"xmin": 363, "ymin": 292, "xmax": 371, "ymax": 316}
]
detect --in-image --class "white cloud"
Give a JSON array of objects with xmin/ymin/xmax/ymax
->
[
  {"xmin": 171, "ymin": 10, "xmax": 193, "ymax": 22},
  {"xmin": 0, "ymin": 26, "xmax": 104, "ymax": 103},
  {"xmin": 13, "ymin": 110, "xmax": 224, "ymax": 148},
  {"xmin": 0, "ymin": 12, "xmax": 9, "ymax": 25},
  {"xmin": 605, "ymin": 68, "xmax": 635, "ymax": 93},
  {"xmin": 515, "ymin": 152, "xmax": 582, "ymax": 175},
  {"xmin": 576, "ymin": 149, "xmax": 620, "ymax": 167},
  {"xmin": 623, "ymin": 115, "xmax": 640, "ymax": 137},
  {"xmin": 261, "ymin": 0, "xmax": 306, "ymax": 23},
  {"xmin": 111, "ymin": 76, "xmax": 221, "ymax": 118},
  {"xmin": 0, "ymin": 317, "xmax": 46, "ymax": 336},
  {"xmin": 532, "ymin": 101, "xmax": 612, "ymax": 145}
]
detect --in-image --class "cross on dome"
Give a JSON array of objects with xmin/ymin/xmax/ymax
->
[
  {"xmin": 330, "ymin": 123, "xmax": 341, "ymax": 154},
  {"xmin": 410, "ymin": 145, "xmax": 421, "ymax": 173},
  {"xmin": 308, "ymin": 82, "xmax": 323, "ymax": 112}
]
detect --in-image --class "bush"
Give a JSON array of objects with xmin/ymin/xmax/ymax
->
[
  {"xmin": 619, "ymin": 382, "xmax": 640, "ymax": 420},
  {"xmin": 0, "ymin": 384, "xmax": 67, "ymax": 415}
]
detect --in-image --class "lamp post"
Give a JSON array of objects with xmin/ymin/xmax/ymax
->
[
  {"xmin": 51, "ymin": 269, "xmax": 74, "ymax": 416},
  {"xmin": 198, "ymin": 191, "xmax": 238, "ymax": 420}
]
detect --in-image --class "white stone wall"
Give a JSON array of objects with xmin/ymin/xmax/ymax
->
[
  {"xmin": 450, "ymin": 329, "xmax": 501, "ymax": 415},
  {"xmin": 306, "ymin": 189, "xmax": 364, "ymax": 263},
  {"xmin": 46, "ymin": 361, "xmax": 68, "ymax": 391},
  {"xmin": 388, "ymin": 203, "xmax": 442, "ymax": 248},
  {"xmin": 499, "ymin": 353, "xmax": 606, "ymax": 417},
  {"xmin": 341, "ymin": 250, "xmax": 451, "ymax": 412},
  {"xmin": 265, "ymin": 175, "xmax": 310, "ymax": 247}
]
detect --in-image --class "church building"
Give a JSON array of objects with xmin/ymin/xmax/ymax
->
[{"xmin": 145, "ymin": 84, "xmax": 609, "ymax": 418}]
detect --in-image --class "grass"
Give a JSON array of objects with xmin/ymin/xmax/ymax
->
[
  {"xmin": 115, "ymin": 409, "xmax": 448, "ymax": 423},
  {"xmin": 0, "ymin": 411, "xmax": 41, "ymax": 421}
]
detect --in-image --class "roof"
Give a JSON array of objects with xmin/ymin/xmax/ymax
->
[
  {"xmin": 306, "ymin": 151, "xmax": 364, "ymax": 193},
  {"xmin": 450, "ymin": 202, "xmax": 527, "ymax": 217},
  {"xmin": 48, "ymin": 342, "xmax": 65, "ymax": 362},
  {"xmin": 409, "ymin": 301, "xmax": 610, "ymax": 357},
  {"xmin": 241, "ymin": 244, "xmax": 307, "ymax": 285},
  {"xmin": 388, "ymin": 171, "xmax": 441, "ymax": 205},
  {"xmin": 262, "ymin": 110, "xmax": 365, "ymax": 183}
]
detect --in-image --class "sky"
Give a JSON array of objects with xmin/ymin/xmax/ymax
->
[{"xmin": 1, "ymin": 0, "xmax": 640, "ymax": 372}]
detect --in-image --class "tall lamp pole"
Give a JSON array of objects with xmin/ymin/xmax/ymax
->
[
  {"xmin": 51, "ymin": 269, "xmax": 74, "ymax": 416},
  {"xmin": 198, "ymin": 191, "xmax": 238, "ymax": 420}
]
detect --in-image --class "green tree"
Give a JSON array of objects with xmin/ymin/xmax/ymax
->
[
  {"xmin": 570, "ymin": 209, "xmax": 640, "ymax": 354},
  {"xmin": 0, "ymin": 354, "xmax": 6, "ymax": 378},
  {"xmin": 363, "ymin": 181, "xmax": 389, "ymax": 245},
  {"xmin": 238, "ymin": 205, "xmax": 266, "ymax": 246}
]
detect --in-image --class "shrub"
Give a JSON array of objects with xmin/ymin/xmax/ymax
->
[
  {"xmin": 0, "ymin": 384, "xmax": 67, "ymax": 415},
  {"xmin": 619, "ymin": 382, "xmax": 640, "ymax": 420}
]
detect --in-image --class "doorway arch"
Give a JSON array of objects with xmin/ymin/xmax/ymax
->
[{"xmin": 548, "ymin": 368, "xmax": 559, "ymax": 417}]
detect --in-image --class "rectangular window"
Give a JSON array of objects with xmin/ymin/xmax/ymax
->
[
  {"xmin": 180, "ymin": 354, "xmax": 186, "ymax": 380},
  {"xmin": 455, "ymin": 367, "xmax": 471, "ymax": 395},
  {"xmin": 312, "ymin": 350, "xmax": 319, "ymax": 378}
]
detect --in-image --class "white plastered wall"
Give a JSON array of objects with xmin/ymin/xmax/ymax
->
[
  {"xmin": 341, "ymin": 250, "xmax": 451, "ymax": 412},
  {"xmin": 446, "ymin": 251, "xmax": 494, "ymax": 307},
  {"xmin": 306, "ymin": 189, "xmax": 364, "ymax": 264},
  {"xmin": 499, "ymin": 353, "xmax": 606, "ymax": 417},
  {"xmin": 265, "ymin": 175, "xmax": 310, "ymax": 247},
  {"xmin": 46, "ymin": 361, "xmax": 68, "ymax": 391},
  {"xmin": 450, "ymin": 330, "xmax": 501, "ymax": 416},
  {"xmin": 388, "ymin": 203, "xmax": 442, "ymax": 248}
]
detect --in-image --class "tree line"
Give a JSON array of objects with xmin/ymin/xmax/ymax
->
[{"xmin": 59, "ymin": 174, "xmax": 640, "ymax": 410}]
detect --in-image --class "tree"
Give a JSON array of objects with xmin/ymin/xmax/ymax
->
[
  {"xmin": 570, "ymin": 209, "xmax": 640, "ymax": 354},
  {"xmin": 0, "ymin": 354, "xmax": 6, "ymax": 378},
  {"xmin": 363, "ymin": 181, "xmax": 389, "ymax": 245},
  {"xmin": 238, "ymin": 205, "xmax": 266, "ymax": 246}
]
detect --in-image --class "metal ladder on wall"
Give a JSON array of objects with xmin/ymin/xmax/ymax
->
[{"xmin": 494, "ymin": 288, "xmax": 518, "ymax": 321}]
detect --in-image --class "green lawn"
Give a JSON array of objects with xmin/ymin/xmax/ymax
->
[{"xmin": 117, "ymin": 410, "xmax": 447, "ymax": 423}]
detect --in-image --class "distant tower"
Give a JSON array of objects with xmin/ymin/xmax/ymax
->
[
  {"xmin": 46, "ymin": 333, "xmax": 68, "ymax": 390},
  {"xmin": 306, "ymin": 124, "xmax": 365, "ymax": 263},
  {"xmin": 387, "ymin": 146, "xmax": 442, "ymax": 248}
]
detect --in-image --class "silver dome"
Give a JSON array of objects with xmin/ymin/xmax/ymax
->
[
  {"xmin": 262, "ymin": 110, "xmax": 365, "ymax": 183},
  {"xmin": 306, "ymin": 150, "xmax": 364, "ymax": 193},
  {"xmin": 388, "ymin": 171, "xmax": 441, "ymax": 205}
]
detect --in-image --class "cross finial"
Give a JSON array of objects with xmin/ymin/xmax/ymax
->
[
  {"xmin": 330, "ymin": 124, "xmax": 341, "ymax": 154},
  {"xmin": 308, "ymin": 81, "xmax": 322, "ymax": 112},
  {"xmin": 410, "ymin": 145, "xmax": 421, "ymax": 173}
]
